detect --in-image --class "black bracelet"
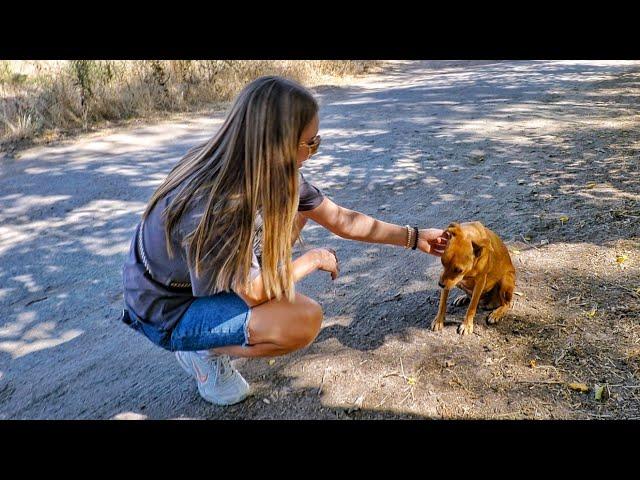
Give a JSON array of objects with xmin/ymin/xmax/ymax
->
[{"xmin": 411, "ymin": 226, "xmax": 419, "ymax": 250}]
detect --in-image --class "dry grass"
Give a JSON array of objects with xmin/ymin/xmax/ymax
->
[{"xmin": 0, "ymin": 60, "xmax": 383, "ymax": 149}]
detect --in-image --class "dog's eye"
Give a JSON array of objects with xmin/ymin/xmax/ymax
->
[{"xmin": 453, "ymin": 267, "xmax": 462, "ymax": 274}]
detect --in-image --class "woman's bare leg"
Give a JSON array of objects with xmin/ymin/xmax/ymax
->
[
  {"xmin": 213, "ymin": 213, "xmax": 315, "ymax": 358},
  {"xmin": 210, "ymin": 292, "xmax": 322, "ymax": 358}
]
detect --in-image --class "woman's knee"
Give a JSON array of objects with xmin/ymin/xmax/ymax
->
[
  {"xmin": 247, "ymin": 293, "xmax": 323, "ymax": 350},
  {"xmin": 302, "ymin": 295, "xmax": 323, "ymax": 334},
  {"xmin": 286, "ymin": 295, "xmax": 322, "ymax": 349}
]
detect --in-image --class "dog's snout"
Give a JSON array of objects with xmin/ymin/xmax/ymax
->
[{"xmin": 438, "ymin": 281, "xmax": 445, "ymax": 289}]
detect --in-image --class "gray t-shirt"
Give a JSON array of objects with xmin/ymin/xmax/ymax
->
[{"xmin": 122, "ymin": 171, "xmax": 324, "ymax": 332}]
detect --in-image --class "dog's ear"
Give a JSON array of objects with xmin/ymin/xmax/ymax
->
[
  {"xmin": 471, "ymin": 238, "xmax": 491, "ymax": 257},
  {"xmin": 446, "ymin": 222, "xmax": 462, "ymax": 236}
]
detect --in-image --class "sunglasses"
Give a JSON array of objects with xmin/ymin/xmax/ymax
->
[{"xmin": 299, "ymin": 134, "xmax": 321, "ymax": 158}]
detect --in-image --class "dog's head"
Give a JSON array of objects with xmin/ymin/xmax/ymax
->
[{"xmin": 438, "ymin": 222, "xmax": 491, "ymax": 289}]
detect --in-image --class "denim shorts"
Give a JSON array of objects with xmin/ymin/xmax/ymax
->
[
  {"xmin": 169, "ymin": 292, "xmax": 252, "ymax": 352},
  {"xmin": 122, "ymin": 291, "xmax": 251, "ymax": 352}
]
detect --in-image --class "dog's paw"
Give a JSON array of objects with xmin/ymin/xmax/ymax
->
[
  {"xmin": 457, "ymin": 322, "xmax": 474, "ymax": 336},
  {"xmin": 486, "ymin": 310, "xmax": 504, "ymax": 325},
  {"xmin": 431, "ymin": 318, "xmax": 444, "ymax": 332},
  {"xmin": 452, "ymin": 295, "xmax": 470, "ymax": 307}
]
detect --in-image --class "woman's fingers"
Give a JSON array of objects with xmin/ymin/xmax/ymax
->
[
  {"xmin": 415, "ymin": 228, "xmax": 450, "ymax": 256},
  {"xmin": 319, "ymin": 247, "xmax": 339, "ymax": 280},
  {"xmin": 430, "ymin": 243, "xmax": 446, "ymax": 256},
  {"xmin": 330, "ymin": 249, "xmax": 340, "ymax": 280}
]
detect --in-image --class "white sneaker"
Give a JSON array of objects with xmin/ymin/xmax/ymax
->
[{"xmin": 175, "ymin": 350, "xmax": 251, "ymax": 406}]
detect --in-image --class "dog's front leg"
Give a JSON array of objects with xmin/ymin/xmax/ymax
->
[
  {"xmin": 431, "ymin": 288, "xmax": 450, "ymax": 332},
  {"xmin": 458, "ymin": 274, "xmax": 487, "ymax": 336}
]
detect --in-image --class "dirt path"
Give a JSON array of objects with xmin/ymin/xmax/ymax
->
[{"xmin": 1, "ymin": 60, "xmax": 639, "ymax": 419}]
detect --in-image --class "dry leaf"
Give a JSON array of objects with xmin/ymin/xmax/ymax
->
[
  {"xmin": 407, "ymin": 377, "xmax": 417, "ymax": 386},
  {"xmin": 268, "ymin": 359, "xmax": 275, "ymax": 365},
  {"xmin": 586, "ymin": 182, "xmax": 597, "ymax": 189},
  {"xmin": 585, "ymin": 308, "xmax": 597, "ymax": 318},
  {"xmin": 529, "ymin": 359, "xmax": 537, "ymax": 368},
  {"xmin": 616, "ymin": 254, "xmax": 628, "ymax": 264},
  {"xmin": 510, "ymin": 248, "xmax": 521, "ymax": 255},
  {"xmin": 594, "ymin": 385, "xmax": 605, "ymax": 401},
  {"xmin": 568, "ymin": 382, "xmax": 590, "ymax": 393},
  {"xmin": 514, "ymin": 291, "xmax": 524, "ymax": 296},
  {"xmin": 524, "ymin": 236, "xmax": 532, "ymax": 241},
  {"xmin": 559, "ymin": 216, "xmax": 569, "ymax": 224}
]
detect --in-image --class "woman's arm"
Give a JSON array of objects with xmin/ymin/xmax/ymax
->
[
  {"xmin": 303, "ymin": 197, "xmax": 406, "ymax": 245},
  {"xmin": 235, "ymin": 247, "xmax": 339, "ymax": 308},
  {"xmin": 302, "ymin": 197, "xmax": 448, "ymax": 254}
]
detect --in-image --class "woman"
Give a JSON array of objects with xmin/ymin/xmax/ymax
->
[{"xmin": 122, "ymin": 76, "xmax": 448, "ymax": 406}]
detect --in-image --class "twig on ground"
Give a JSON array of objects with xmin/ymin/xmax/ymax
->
[
  {"xmin": 516, "ymin": 380, "xmax": 564, "ymax": 385},
  {"xmin": 317, "ymin": 368, "xmax": 328, "ymax": 396}
]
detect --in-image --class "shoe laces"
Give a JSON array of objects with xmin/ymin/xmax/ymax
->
[
  {"xmin": 196, "ymin": 351, "xmax": 235, "ymax": 383},
  {"xmin": 216, "ymin": 354, "xmax": 234, "ymax": 381}
]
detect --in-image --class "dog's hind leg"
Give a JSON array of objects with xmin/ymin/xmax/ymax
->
[
  {"xmin": 452, "ymin": 285, "xmax": 472, "ymax": 307},
  {"xmin": 480, "ymin": 284, "xmax": 501, "ymax": 311},
  {"xmin": 452, "ymin": 293, "xmax": 470, "ymax": 307},
  {"xmin": 487, "ymin": 271, "xmax": 515, "ymax": 325}
]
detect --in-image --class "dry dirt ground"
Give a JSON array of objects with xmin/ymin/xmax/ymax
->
[{"xmin": 1, "ymin": 60, "xmax": 639, "ymax": 419}]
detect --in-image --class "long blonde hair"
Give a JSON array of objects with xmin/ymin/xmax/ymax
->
[{"xmin": 143, "ymin": 76, "xmax": 318, "ymax": 301}]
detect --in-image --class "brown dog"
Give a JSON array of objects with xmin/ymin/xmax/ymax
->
[{"xmin": 431, "ymin": 221, "xmax": 516, "ymax": 336}]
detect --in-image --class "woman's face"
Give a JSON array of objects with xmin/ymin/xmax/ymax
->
[{"xmin": 296, "ymin": 113, "xmax": 320, "ymax": 168}]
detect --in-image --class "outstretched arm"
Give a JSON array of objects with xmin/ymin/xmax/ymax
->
[{"xmin": 301, "ymin": 197, "xmax": 448, "ymax": 255}]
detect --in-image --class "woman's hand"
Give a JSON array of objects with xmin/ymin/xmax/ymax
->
[
  {"xmin": 417, "ymin": 228, "xmax": 450, "ymax": 257},
  {"xmin": 310, "ymin": 247, "xmax": 340, "ymax": 280},
  {"xmin": 236, "ymin": 248, "xmax": 340, "ymax": 307}
]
